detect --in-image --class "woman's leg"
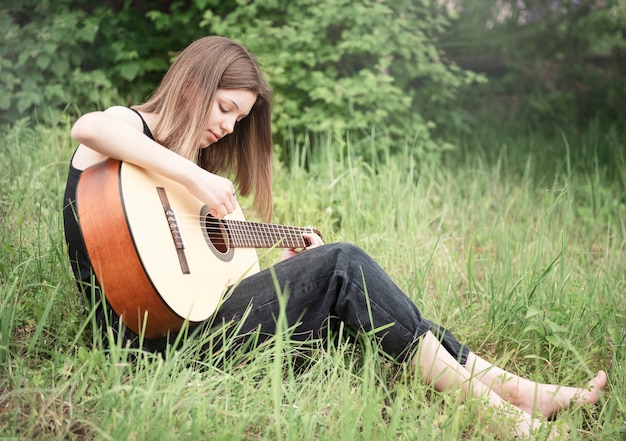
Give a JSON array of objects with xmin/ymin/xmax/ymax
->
[
  {"xmin": 207, "ymin": 243, "xmax": 436, "ymax": 360},
  {"xmin": 464, "ymin": 352, "xmax": 607, "ymax": 418},
  {"xmin": 413, "ymin": 331, "xmax": 606, "ymax": 437},
  {"xmin": 414, "ymin": 331, "xmax": 549, "ymax": 438}
]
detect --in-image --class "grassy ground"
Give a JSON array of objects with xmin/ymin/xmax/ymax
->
[{"xmin": 0, "ymin": 117, "xmax": 624, "ymax": 440}]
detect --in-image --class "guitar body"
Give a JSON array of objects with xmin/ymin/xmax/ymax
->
[{"xmin": 77, "ymin": 159, "xmax": 260, "ymax": 338}]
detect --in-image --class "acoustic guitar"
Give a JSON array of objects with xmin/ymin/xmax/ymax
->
[{"xmin": 77, "ymin": 159, "xmax": 318, "ymax": 339}]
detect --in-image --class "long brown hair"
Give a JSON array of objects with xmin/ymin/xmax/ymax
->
[{"xmin": 135, "ymin": 36, "xmax": 273, "ymax": 220}]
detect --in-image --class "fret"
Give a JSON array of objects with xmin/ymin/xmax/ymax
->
[
  {"xmin": 280, "ymin": 224, "xmax": 290, "ymax": 247},
  {"xmin": 285, "ymin": 226, "xmax": 293, "ymax": 246},
  {"xmin": 240, "ymin": 220, "xmax": 250, "ymax": 247},
  {"xmin": 273, "ymin": 223, "xmax": 283, "ymax": 247},
  {"xmin": 251, "ymin": 220, "xmax": 260, "ymax": 247},
  {"xmin": 227, "ymin": 219, "xmax": 237, "ymax": 247},
  {"xmin": 232, "ymin": 219, "xmax": 242, "ymax": 247},
  {"xmin": 290, "ymin": 226, "xmax": 298, "ymax": 247},
  {"xmin": 260, "ymin": 222, "xmax": 269, "ymax": 247},
  {"xmin": 234, "ymin": 220, "xmax": 245, "ymax": 247},
  {"xmin": 268, "ymin": 223, "xmax": 278, "ymax": 247},
  {"xmin": 278, "ymin": 224, "xmax": 289, "ymax": 247}
]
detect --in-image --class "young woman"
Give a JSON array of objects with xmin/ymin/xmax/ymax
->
[{"xmin": 63, "ymin": 36, "xmax": 606, "ymax": 438}]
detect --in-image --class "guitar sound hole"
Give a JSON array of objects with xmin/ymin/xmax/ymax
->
[{"xmin": 200, "ymin": 206, "xmax": 234, "ymax": 262}]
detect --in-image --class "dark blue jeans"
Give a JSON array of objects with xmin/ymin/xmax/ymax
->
[{"xmin": 96, "ymin": 243, "xmax": 470, "ymax": 364}]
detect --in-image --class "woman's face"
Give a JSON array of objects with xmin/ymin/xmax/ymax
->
[{"xmin": 200, "ymin": 88, "xmax": 257, "ymax": 148}]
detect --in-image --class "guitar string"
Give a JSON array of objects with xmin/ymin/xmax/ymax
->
[
  {"xmin": 160, "ymin": 232, "xmax": 308, "ymax": 248},
  {"xmin": 164, "ymin": 213, "xmax": 312, "ymax": 248},
  {"xmin": 174, "ymin": 213, "xmax": 313, "ymax": 235},
  {"xmin": 173, "ymin": 219, "xmax": 312, "ymax": 239},
  {"xmin": 169, "ymin": 232, "xmax": 309, "ymax": 248}
]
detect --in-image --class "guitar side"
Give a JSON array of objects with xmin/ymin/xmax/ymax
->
[{"xmin": 77, "ymin": 159, "xmax": 260, "ymax": 338}]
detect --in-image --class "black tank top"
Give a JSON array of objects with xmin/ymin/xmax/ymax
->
[{"xmin": 62, "ymin": 109, "xmax": 155, "ymax": 290}]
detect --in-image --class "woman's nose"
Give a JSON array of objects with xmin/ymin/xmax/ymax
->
[{"xmin": 221, "ymin": 117, "xmax": 236, "ymax": 135}]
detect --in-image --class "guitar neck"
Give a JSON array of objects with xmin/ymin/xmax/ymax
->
[{"xmin": 224, "ymin": 219, "xmax": 316, "ymax": 249}]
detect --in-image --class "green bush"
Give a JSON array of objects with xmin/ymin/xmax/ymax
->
[
  {"xmin": 0, "ymin": 0, "xmax": 213, "ymax": 124},
  {"xmin": 201, "ymin": 0, "xmax": 482, "ymax": 154},
  {"xmin": 0, "ymin": 0, "xmax": 114, "ymax": 123},
  {"xmin": 2, "ymin": 0, "xmax": 481, "ymax": 158}
]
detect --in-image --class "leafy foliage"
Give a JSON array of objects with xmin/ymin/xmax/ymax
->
[
  {"xmin": 201, "ymin": 0, "xmax": 482, "ymax": 152},
  {"xmin": 4, "ymin": 0, "xmax": 623, "ymax": 153},
  {"xmin": 1, "ymin": 0, "xmax": 481, "ymax": 158},
  {"xmin": 0, "ymin": 0, "xmax": 217, "ymax": 124},
  {"xmin": 0, "ymin": 0, "xmax": 113, "ymax": 123}
]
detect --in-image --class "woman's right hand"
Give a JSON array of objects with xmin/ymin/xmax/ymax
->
[
  {"xmin": 186, "ymin": 167, "xmax": 238, "ymax": 219},
  {"xmin": 72, "ymin": 107, "xmax": 238, "ymax": 219}
]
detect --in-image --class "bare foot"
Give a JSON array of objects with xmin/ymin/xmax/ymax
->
[
  {"xmin": 493, "ymin": 405, "xmax": 566, "ymax": 440},
  {"xmin": 518, "ymin": 370, "xmax": 607, "ymax": 418},
  {"xmin": 514, "ymin": 412, "xmax": 567, "ymax": 440}
]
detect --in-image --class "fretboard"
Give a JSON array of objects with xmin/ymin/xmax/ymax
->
[{"xmin": 224, "ymin": 219, "xmax": 315, "ymax": 249}]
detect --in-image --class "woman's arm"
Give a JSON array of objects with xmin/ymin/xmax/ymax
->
[{"xmin": 71, "ymin": 106, "xmax": 237, "ymax": 218}]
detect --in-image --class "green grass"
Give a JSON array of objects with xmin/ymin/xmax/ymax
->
[{"xmin": 0, "ymin": 117, "xmax": 624, "ymax": 440}]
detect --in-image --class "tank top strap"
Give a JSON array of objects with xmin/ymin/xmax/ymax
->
[{"xmin": 129, "ymin": 108, "xmax": 155, "ymax": 140}]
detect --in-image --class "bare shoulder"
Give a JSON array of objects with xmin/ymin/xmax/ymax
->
[
  {"xmin": 72, "ymin": 106, "xmax": 144, "ymax": 133},
  {"xmin": 71, "ymin": 106, "xmax": 145, "ymax": 170},
  {"xmin": 103, "ymin": 105, "xmax": 144, "ymax": 129}
]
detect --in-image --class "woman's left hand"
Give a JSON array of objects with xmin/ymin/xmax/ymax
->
[{"xmin": 280, "ymin": 233, "xmax": 324, "ymax": 262}]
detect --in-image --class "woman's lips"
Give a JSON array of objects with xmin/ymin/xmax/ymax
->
[{"xmin": 209, "ymin": 131, "xmax": 221, "ymax": 143}]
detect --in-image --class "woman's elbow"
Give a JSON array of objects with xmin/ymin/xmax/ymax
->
[{"xmin": 70, "ymin": 112, "xmax": 103, "ymax": 145}]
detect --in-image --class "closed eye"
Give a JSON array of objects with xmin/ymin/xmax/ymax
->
[{"xmin": 219, "ymin": 98, "xmax": 249, "ymax": 121}]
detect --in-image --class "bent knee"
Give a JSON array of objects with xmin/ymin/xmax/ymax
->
[
  {"xmin": 328, "ymin": 242, "xmax": 368, "ymax": 258},
  {"xmin": 327, "ymin": 242, "xmax": 377, "ymax": 269}
]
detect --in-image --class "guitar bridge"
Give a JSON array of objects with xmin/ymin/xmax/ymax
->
[{"xmin": 156, "ymin": 187, "xmax": 190, "ymax": 274}]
